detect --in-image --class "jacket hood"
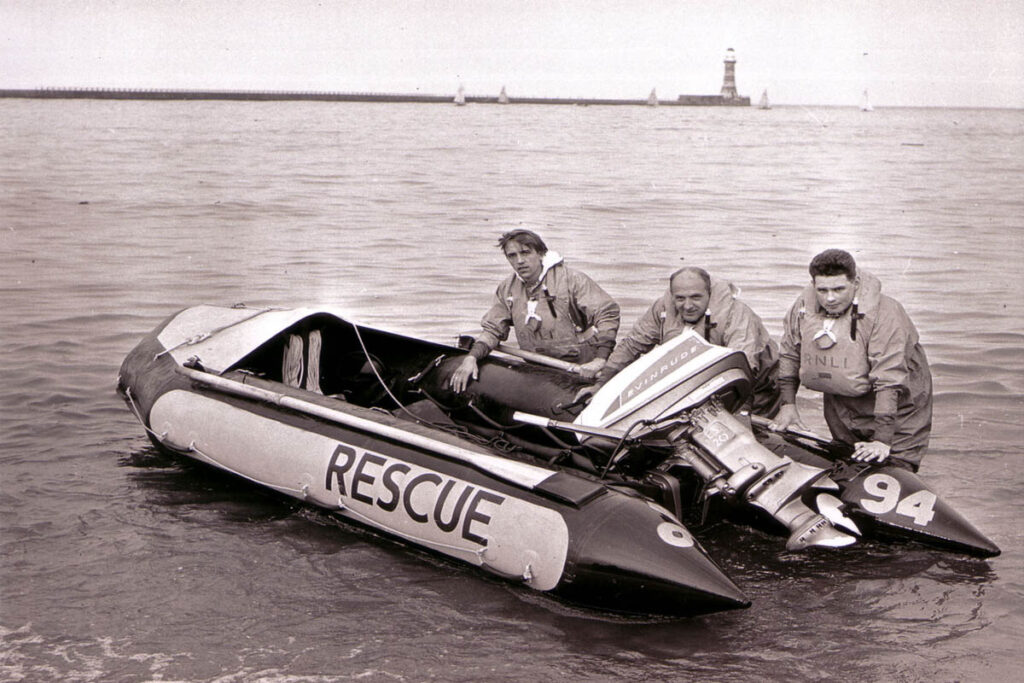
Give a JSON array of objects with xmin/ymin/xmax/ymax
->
[
  {"xmin": 660, "ymin": 275, "xmax": 739, "ymax": 319},
  {"xmin": 799, "ymin": 269, "xmax": 882, "ymax": 315},
  {"xmin": 515, "ymin": 250, "xmax": 564, "ymax": 285}
]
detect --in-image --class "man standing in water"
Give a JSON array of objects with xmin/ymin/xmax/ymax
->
[
  {"xmin": 579, "ymin": 266, "xmax": 781, "ymax": 417},
  {"xmin": 450, "ymin": 229, "xmax": 620, "ymax": 392},
  {"xmin": 769, "ymin": 249, "xmax": 933, "ymax": 471}
]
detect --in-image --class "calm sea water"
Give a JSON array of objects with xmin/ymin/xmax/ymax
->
[{"xmin": 1, "ymin": 98, "xmax": 1022, "ymax": 682}]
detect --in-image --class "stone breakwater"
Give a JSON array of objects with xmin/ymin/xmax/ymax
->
[{"xmin": 0, "ymin": 87, "xmax": 750, "ymax": 106}]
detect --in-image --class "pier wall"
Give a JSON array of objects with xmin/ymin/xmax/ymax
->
[{"xmin": 0, "ymin": 88, "xmax": 750, "ymax": 107}]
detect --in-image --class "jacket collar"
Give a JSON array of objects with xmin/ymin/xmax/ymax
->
[
  {"xmin": 516, "ymin": 250, "xmax": 563, "ymax": 287},
  {"xmin": 800, "ymin": 269, "xmax": 882, "ymax": 316},
  {"xmin": 658, "ymin": 275, "xmax": 738, "ymax": 320}
]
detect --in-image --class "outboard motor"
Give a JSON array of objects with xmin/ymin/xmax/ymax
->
[{"xmin": 574, "ymin": 330, "xmax": 857, "ymax": 550}]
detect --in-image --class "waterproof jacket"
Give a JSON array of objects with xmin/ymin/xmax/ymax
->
[
  {"xmin": 476, "ymin": 252, "xmax": 620, "ymax": 363},
  {"xmin": 602, "ymin": 278, "xmax": 781, "ymax": 416},
  {"xmin": 778, "ymin": 271, "xmax": 932, "ymax": 464}
]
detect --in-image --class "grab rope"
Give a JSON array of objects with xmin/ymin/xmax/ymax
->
[
  {"xmin": 124, "ymin": 385, "xmax": 308, "ymax": 496},
  {"xmin": 330, "ymin": 500, "xmax": 491, "ymax": 561},
  {"xmin": 172, "ymin": 439, "xmax": 308, "ymax": 497},
  {"xmin": 177, "ymin": 430, "xmax": 504, "ymax": 560},
  {"xmin": 123, "ymin": 385, "xmax": 167, "ymax": 441}
]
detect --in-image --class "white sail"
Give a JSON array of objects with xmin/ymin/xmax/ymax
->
[
  {"xmin": 498, "ymin": 86, "xmax": 508, "ymax": 104},
  {"xmin": 647, "ymin": 88, "xmax": 658, "ymax": 107},
  {"xmin": 860, "ymin": 89, "xmax": 873, "ymax": 112},
  {"xmin": 454, "ymin": 85, "xmax": 466, "ymax": 106},
  {"xmin": 758, "ymin": 89, "xmax": 771, "ymax": 110}
]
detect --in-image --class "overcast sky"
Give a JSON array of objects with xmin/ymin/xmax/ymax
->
[{"xmin": 3, "ymin": 0, "xmax": 1022, "ymax": 107}]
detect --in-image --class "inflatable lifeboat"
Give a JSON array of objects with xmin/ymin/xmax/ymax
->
[{"xmin": 118, "ymin": 305, "xmax": 999, "ymax": 617}]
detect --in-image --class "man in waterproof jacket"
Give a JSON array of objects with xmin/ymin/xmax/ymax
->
[
  {"xmin": 577, "ymin": 266, "xmax": 781, "ymax": 417},
  {"xmin": 449, "ymin": 229, "xmax": 620, "ymax": 393},
  {"xmin": 769, "ymin": 249, "xmax": 933, "ymax": 471}
]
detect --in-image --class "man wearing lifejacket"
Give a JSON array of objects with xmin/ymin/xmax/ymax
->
[
  {"xmin": 769, "ymin": 249, "xmax": 933, "ymax": 471},
  {"xmin": 578, "ymin": 266, "xmax": 781, "ymax": 417},
  {"xmin": 450, "ymin": 229, "xmax": 620, "ymax": 393}
]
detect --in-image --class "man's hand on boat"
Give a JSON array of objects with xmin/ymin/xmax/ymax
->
[
  {"xmin": 450, "ymin": 356, "xmax": 479, "ymax": 393},
  {"xmin": 568, "ymin": 359, "xmax": 608, "ymax": 405},
  {"xmin": 572, "ymin": 383, "xmax": 599, "ymax": 406},
  {"xmin": 768, "ymin": 406, "xmax": 892, "ymax": 464},
  {"xmin": 766, "ymin": 404, "xmax": 809, "ymax": 433},
  {"xmin": 851, "ymin": 440, "xmax": 891, "ymax": 464},
  {"xmin": 577, "ymin": 357, "xmax": 606, "ymax": 381}
]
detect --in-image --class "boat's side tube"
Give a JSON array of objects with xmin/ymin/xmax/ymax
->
[
  {"xmin": 179, "ymin": 366, "xmax": 556, "ymax": 492},
  {"xmin": 150, "ymin": 369, "xmax": 751, "ymax": 614},
  {"xmin": 748, "ymin": 416, "xmax": 1001, "ymax": 557},
  {"xmin": 123, "ymin": 313, "xmax": 752, "ymax": 615},
  {"xmin": 149, "ymin": 388, "xmax": 573, "ymax": 591}
]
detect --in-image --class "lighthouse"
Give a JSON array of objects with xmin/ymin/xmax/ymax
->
[{"xmin": 720, "ymin": 48, "xmax": 739, "ymax": 100}]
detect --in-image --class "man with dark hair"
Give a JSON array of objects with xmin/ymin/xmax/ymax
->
[
  {"xmin": 769, "ymin": 249, "xmax": 933, "ymax": 471},
  {"xmin": 450, "ymin": 229, "xmax": 620, "ymax": 392},
  {"xmin": 579, "ymin": 266, "xmax": 781, "ymax": 417}
]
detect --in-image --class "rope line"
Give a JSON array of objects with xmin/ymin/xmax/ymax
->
[{"xmin": 126, "ymin": 385, "xmax": 306, "ymax": 496}]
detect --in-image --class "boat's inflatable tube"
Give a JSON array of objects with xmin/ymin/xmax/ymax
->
[{"xmin": 833, "ymin": 463, "xmax": 1000, "ymax": 557}]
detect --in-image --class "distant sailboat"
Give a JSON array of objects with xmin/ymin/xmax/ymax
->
[
  {"xmin": 758, "ymin": 89, "xmax": 771, "ymax": 110},
  {"xmin": 860, "ymin": 89, "xmax": 873, "ymax": 112},
  {"xmin": 647, "ymin": 88, "xmax": 658, "ymax": 107},
  {"xmin": 454, "ymin": 85, "xmax": 466, "ymax": 106},
  {"xmin": 497, "ymin": 86, "xmax": 509, "ymax": 104}
]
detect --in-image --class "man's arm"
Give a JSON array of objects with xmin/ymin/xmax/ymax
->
[
  {"xmin": 594, "ymin": 298, "xmax": 665, "ymax": 384},
  {"xmin": 452, "ymin": 284, "xmax": 513, "ymax": 393},
  {"xmin": 856, "ymin": 297, "xmax": 916, "ymax": 454},
  {"xmin": 567, "ymin": 269, "xmax": 620, "ymax": 359},
  {"xmin": 770, "ymin": 299, "xmax": 808, "ymax": 431},
  {"xmin": 475, "ymin": 282, "xmax": 514, "ymax": 352},
  {"xmin": 719, "ymin": 301, "xmax": 773, "ymax": 374}
]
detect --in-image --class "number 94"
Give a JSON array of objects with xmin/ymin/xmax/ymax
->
[{"xmin": 859, "ymin": 473, "xmax": 936, "ymax": 527}]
